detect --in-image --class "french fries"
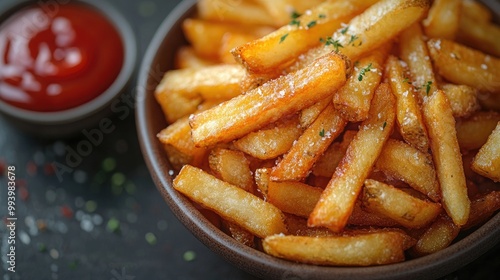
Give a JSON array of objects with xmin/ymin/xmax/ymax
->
[
  {"xmin": 308, "ymin": 83, "xmax": 396, "ymax": 232},
  {"xmin": 471, "ymin": 122, "xmax": 500, "ymax": 182},
  {"xmin": 190, "ymin": 52, "xmax": 349, "ymax": 147},
  {"xmin": 153, "ymin": 0, "xmax": 500, "ymax": 268},
  {"xmin": 423, "ymin": 90, "xmax": 470, "ymax": 226}
]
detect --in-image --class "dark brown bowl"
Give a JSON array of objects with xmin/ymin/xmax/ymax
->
[{"xmin": 136, "ymin": 1, "xmax": 500, "ymax": 279}]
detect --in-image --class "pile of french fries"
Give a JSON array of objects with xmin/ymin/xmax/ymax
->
[{"xmin": 155, "ymin": 0, "xmax": 500, "ymax": 266}]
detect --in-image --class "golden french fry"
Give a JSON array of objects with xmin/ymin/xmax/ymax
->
[
  {"xmin": 197, "ymin": 0, "xmax": 276, "ymax": 27},
  {"xmin": 385, "ymin": 55, "xmax": 429, "ymax": 152},
  {"xmin": 234, "ymin": 115, "xmax": 302, "ymax": 160},
  {"xmin": 190, "ymin": 52, "xmax": 349, "ymax": 147},
  {"xmin": 173, "ymin": 165, "xmax": 287, "ymax": 238},
  {"xmin": 463, "ymin": 191, "xmax": 500, "ymax": 230},
  {"xmin": 457, "ymin": 11, "xmax": 500, "ymax": 57},
  {"xmin": 399, "ymin": 23, "xmax": 438, "ymax": 98},
  {"xmin": 299, "ymin": 97, "xmax": 331, "ymax": 128},
  {"xmin": 232, "ymin": 0, "xmax": 377, "ymax": 76},
  {"xmin": 175, "ymin": 46, "xmax": 217, "ymax": 69},
  {"xmin": 456, "ymin": 111, "xmax": 500, "ymax": 151},
  {"xmin": 427, "ymin": 38, "xmax": 500, "ymax": 93},
  {"xmin": 155, "ymin": 64, "xmax": 245, "ymax": 122},
  {"xmin": 471, "ymin": 122, "xmax": 500, "ymax": 182},
  {"xmin": 461, "ymin": 0, "xmax": 492, "ymax": 23},
  {"xmin": 288, "ymin": 0, "xmax": 430, "ymax": 74},
  {"xmin": 254, "ymin": 167, "xmax": 271, "ymax": 200},
  {"xmin": 348, "ymin": 200, "xmax": 400, "ymax": 227},
  {"xmin": 423, "ymin": 90, "xmax": 470, "ymax": 226},
  {"xmin": 422, "ymin": 0, "xmax": 461, "ymax": 40},
  {"xmin": 333, "ymin": 45, "xmax": 389, "ymax": 122},
  {"xmin": 221, "ymin": 220, "xmax": 255, "ymax": 247},
  {"xmin": 440, "ymin": 83, "xmax": 480, "ymax": 118},
  {"xmin": 253, "ymin": 0, "xmax": 326, "ymax": 27},
  {"xmin": 271, "ymin": 103, "xmax": 347, "ymax": 181},
  {"xmin": 262, "ymin": 231, "xmax": 409, "ymax": 266},
  {"xmin": 267, "ymin": 181, "xmax": 323, "ymax": 218},
  {"xmin": 157, "ymin": 117, "xmax": 207, "ymax": 171},
  {"xmin": 375, "ymin": 139, "xmax": 440, "ymax": 202},
  {"xmin": 209, "ymin": 148, "xmax": 254, "ymax": 193},
  {"xmin": 312, "ymin": 130, "xmax": 357, "ymax": 178},
  {"xmin": 411, "ymin": 214, "xmax": 460, "ymax": 256},
  {"xmin": 362, "ymin": 179, "xmax": 442, "ymax": 228},
  {"xmin": 308, "ymin": 83, "xmax": 396, "ymax": 232}
]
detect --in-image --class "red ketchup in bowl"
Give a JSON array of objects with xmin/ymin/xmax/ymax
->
[{"xmin": 0, "ymin": 3, "xmax": 124, "ymax": 112}]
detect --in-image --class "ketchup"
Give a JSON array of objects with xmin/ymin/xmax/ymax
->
[{"xmin": 0, "ymin": 3, "xmax": 124, "ymax": 112}]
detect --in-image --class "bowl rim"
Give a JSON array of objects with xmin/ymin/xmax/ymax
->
[
  {"xmin": 136, "ymin": 0, "xmax": 500, "ymax": 279},
  {"xmin": 0, "ymin": 0, "xmax": 137, "ymax": 125}
]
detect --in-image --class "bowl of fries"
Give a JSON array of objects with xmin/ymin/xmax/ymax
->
[{"xmin": 137, "ymin": 0, "xmax": 500, "ymax": 279}]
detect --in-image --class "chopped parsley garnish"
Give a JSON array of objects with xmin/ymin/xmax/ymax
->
[
  {"xmin": 279, "ymin": 33, "xmax": 289, "ymax": 43},
  {"xmin": 320, "ymin": 37, "xmax": 343, "ymax": 52},
  {"xmin": 349, "ymin": 34, "xmax": 359, "ymax": 45},
  {"xmin": 319, "ymin": 129, "xmax": 325, "ymax": 137},
  {"xmin": 382, "ymin": 121, "xmax": 387, "ymax": 129},
  {"xmin": 307, "ymin": 20, "xmax": 317, "ymax": 28},
  {"xmin": 291, "ymin": 10, "xmax": 301, "ymax": 19},
  {"xmin": 319, "ymin": 14, "xmax": 326, "ymax": 19},
  {"xmin": 358, "ymin": 63, "xmax": 373, "ymax": 81},
  {"xmin": 289, "ymin": 18, "xmax": 300, "ymax": 27},
  {"xmin": 425, "ymin": 81, "xmax": 433, "ymax": 95},
  {"xmin": 340, "ymin": 26, "xmax": 349, "ymax": 34}
]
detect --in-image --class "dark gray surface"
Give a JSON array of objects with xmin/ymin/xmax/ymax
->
[{"xmin": 0, "ymin": 0, "xmax": 499, "ymax": 279}]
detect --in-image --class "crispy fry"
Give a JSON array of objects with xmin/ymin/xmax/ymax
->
[
  {"xmin": 399, "ymin": 23, "xmax": 438, "ymax": 98},
  {"xmin": 175, "ymin": 46, "xmax": 218, "ymax": 69},
  {"xmin": 471, "ymin": 122, "xmax": 500, "ymax": 182},
  {"xmin": 267, "ymin": 181, "xmax": 323, "ymax": 218},
  {"xmin": 308, "ymin": 83, "xmax": 396, "ymax": 232},
  {"xmin": 173, "ymin": 165, "xmax": 287, "ymax": 238},
  {"xmin": 333, "ymin": 45, "xmax": 389, "ymax": 122},
  {"xmin": 209, "ymin": 148, "xmax": 254, "ymax": 193},
  {"xmin": 288, "ymin": 0, "xmax": 430, "ymax": 75},
  {"xmin": 427, "ymin": 39, "xmax": 500, "ymax": 93},
  {"xmin": 423, "ymin": 90, "xmax": 470, "ymax": 226},
  {"xmin": 232, "ymin": 0, "xmax": 377, "ymax": 76},
  {"xmin": 312, "ymin": 130, "xmax": 357, "ymax": 178},
  {"xmin": 157, "ymin": 117, "xmax": 207, "ymax": 170},
  {"xmin": 375, "ymin": 139, "xmax": 440, "ymax": 202},
  {"xmin": 422, "ymin": 0, "xmax": 461, "ymax": 40},
  {"xmin": 440, "ymin": 83, "xmax": 480, "ymax": 118},
  {"xmin": 155, "ymin": 64, "xmax": 245, "ymax": 122},
  {"xmin": 234, "ymin": 115, "xmax": 302, "ymax": 160},
  {"xmin": 463, "ymin": 191, "xmax": 500, "ymax": 230},
  {"xmin": 386, "ymin": 55, "xmax": 429, "ymax": 152},
  {"xmin": 263, "ymin": 231, "xmax": 409, "ymax": 266},
  {"xmin": 197, "ymin": 0, "xmax": 277, "ymax": 27},
  {"xmin": 190, "ymin": 52, "xmax": 349, "ymax": 147},
  {"xmin": 362, "ymin": 179, "xmax": 442, "ymax": 228},
  {"xmin": 271, "ymin": 103, "xmax": 347, "ymax": 181},
  {"xmin": 253, "ymin": 0, "xmax": 326, "ymax": 27},
  {"xmin": 456, "ymin": 111, "xmax": 500, "ymax": 151},
  {"xmin": 299, "ymin": 97, "xmax": 331, "ymax": 129},
  {"xmin": 457, "ymin": 10, "xmax": 500, "ymax": 57},
  {"xmin": 411, "ymin": 214, "xmax": 460, "ymax": 256}
]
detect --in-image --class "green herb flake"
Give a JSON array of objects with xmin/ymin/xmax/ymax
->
[
  {"xmin": 382, "ymin": 121, "xmax": 387, "ymax": 130},
  {"xmin": 291, "ymin": 10, "xmax": 301, "ymax": 19},
  {"xmin": 319, "ymin": 129, "xmax": 325, "ymax": 137},
  {"xmin": 307, "ymin": 20, "xmax": 317, "ymax": 28},
  {"xmin": 358, "ymin": 63, "xmax": 373, "ymax": 81},
  {"xmin": 320, "ymin": 37, "xmax": 343, "ymax": 52},
  {"xmin": 289, "ymin": 18, "xmax": 300, "ymax": 27},
  {"xmin": 340, "ymin": 26, "xmax": 349, "ymax": 34},
  {"xmin": 349, "ymin": 34, "xmax": 359, "ymax": 45},
  {"xmin": 319, "ymin": 14, "xmax": 326, "ymax": 19},
  {"xmin": 425, "ymin": 81, "xmax": 433, "ymax": 95},
  {"xmin": 145, "ymin": 232, "xmax": 157, "ymax": 245},
  {"xmin": 183, "ymin": 250, "xmax": 197, "ymax": 262},
  {"xmin": 279, "ymin": 33, "xmax": 289, "ymax": 43},
  {"xmin": 403, "ymin": 77, "xmax": 410, "ymax": 84}
]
